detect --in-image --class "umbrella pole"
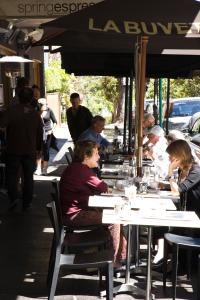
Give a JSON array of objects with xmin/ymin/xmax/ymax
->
[
  {"xmin": 123, "ymin": 76, "xmax": 129, "ymax": 152},
  {"xmin": 134, "ymin": 42, "xmax": 140, "ymax": 159},
  {"xmin": 128, "ymin": 73, "xmax": 133, "ymax": 154},
  {"xmin": 137, "ymin": 36, "xmax": 148, "ymax": 177},
  {"xmin": 166, "ymin": 78, "xmax": 170, "ymax": 135},
  {"xmin": 159, "ymin": 78, "xmax": 163, "ymax": 126}
]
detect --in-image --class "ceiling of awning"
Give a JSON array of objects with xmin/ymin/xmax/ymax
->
[{"xmin": 60, "ymin": 51, "xmax": 200, "ymax": 78}]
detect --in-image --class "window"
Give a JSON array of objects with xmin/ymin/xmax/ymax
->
[{"xmin": 170, "ymin": 100, "xmax": 200, "ymax": 117}]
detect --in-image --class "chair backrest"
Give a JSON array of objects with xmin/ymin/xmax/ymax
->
[
  {"xmin": 68, "ymin": 146, "xmax": 74, "ymax": 161},
  {"xmin": 65, "ymin": 152, "xmax": 72, "ymax": 165},
  {"xmin": 51, "ymin": 180, "xmax": 63, "ymax": 230},
  {"xmin": 46, "ymin": 201, "xmax": 65, "ymax": 246},
  {"xmin": 51, "ymin": 179, "xmax": 60, "ymax": 202}
]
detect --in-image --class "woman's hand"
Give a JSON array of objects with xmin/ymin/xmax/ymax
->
[
  {"xmin": 168, "ymin": 158, "xmax": 180, "ymax": 176},
  {"xmin": 107, "ymin": 187, "xmax": 113, "ymax": 194}
]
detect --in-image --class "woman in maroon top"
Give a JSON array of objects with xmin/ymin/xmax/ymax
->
[{"xmin": 60, "ymin": 140, "xmax": 126, "ymax": 266}]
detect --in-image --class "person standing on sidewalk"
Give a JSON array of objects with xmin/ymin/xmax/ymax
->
[
  {"xmin": 35, "ymin": 98, "xmax": 57, "ymax": 175},
  {"xmin": 66, "ymin": 93, "xmax": 93, "ymax": 143},
  {"xmin": 0, "ymin": 87, "xmax": 43, "ymax": 211}
]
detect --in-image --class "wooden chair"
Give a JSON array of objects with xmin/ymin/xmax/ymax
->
[{"xmin": 46, "ymin": 201, "xmax": 113, "ymax": 300}]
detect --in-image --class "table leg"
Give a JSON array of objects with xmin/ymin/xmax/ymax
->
[
  {"xmin": 101, "ymin": 224, "xmax": 145, "ymax": 297},
  {"xmin": 115, "ymin": 224, "xmax": 145, "ymax": 295},
  {"xmin": 146, "ymin": 226, "xmax": 153, "ymax": 300},
  {"xmin": 125, "ymin": 224, "xmax": 132, "ymax": 283},
  {"xmin": 135, "ymin": 225, "xmax": 140, "ymax": 268}
]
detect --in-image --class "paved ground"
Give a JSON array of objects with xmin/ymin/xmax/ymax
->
[{"xmin": 0, "ymin": 125, "xmax": 198, "ymax": 300}]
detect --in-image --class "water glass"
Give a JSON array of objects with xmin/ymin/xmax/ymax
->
[
  {"xmin": 121, "ymin": 198, "xmax": 132, "ymax": 217},
  {"xmin": 114, "ymin": 203, "xmax": 122, "ymax": 216}
]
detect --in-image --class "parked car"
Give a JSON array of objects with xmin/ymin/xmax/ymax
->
[
  {"xmin": 163, "ymin": 97, "xmax": 200, "ymax": 130},
  {"xmin": 144, "ymin": 99, "xmax": 154, "ymax": 114},
  {"xmin": 187, "ymin": 112, "xmax": 200, "ymax": 149},
  {"xmin": 187, "ymin": 111, "xmax": 200, "ymax": 134}
]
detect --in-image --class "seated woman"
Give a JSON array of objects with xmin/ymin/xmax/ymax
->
[
  {"xmin": 166, "ymin": 139, "xmax": 200, "ymax": 212},
  {"xmin": 60, "ymin": 139, "xmax": 126, "ymax": 267},
  {"xmin": 153, "ymin": 139, "xmax": 200, "ymax": 265}
]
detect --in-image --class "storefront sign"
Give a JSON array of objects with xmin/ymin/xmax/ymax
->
[
  {"xmin": 89, "ymin": 18, "xmax": 200, "ymax": 36},
  {"xmin": 0, "ymin": 0, "xmax": 103, "ymax": 18}
]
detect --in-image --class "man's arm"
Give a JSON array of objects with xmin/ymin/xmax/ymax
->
[
  {"xmin": 66, "ymin": 108, "xmax": 76, "ymax": 140},
  {"xmin": 85, "ymin": 107, "xmax": 93, "ymax": 124},
  {"xmin": 99, "ymin": 135, "xmax": 110, "ymax": 149}
]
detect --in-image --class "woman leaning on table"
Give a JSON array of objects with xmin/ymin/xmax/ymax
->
[
  {"xmin": 60, "ymin": 139, "xmax": 127, "ymax": 267},
  {"xmin": 166, "ymin": 139, "xmax": 200, "ymax": 213},
  {"xmin": 152, "ymin": 139, "xmax": 200, "ymax": 267}
]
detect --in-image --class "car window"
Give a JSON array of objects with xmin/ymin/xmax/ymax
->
[
  {"xmin": 170, "ymin": 101, "xmax": 200, "ymax": 117},
  {"xmin": 191, "ymin": 118, "xmax": 200, "ymax": 134}
]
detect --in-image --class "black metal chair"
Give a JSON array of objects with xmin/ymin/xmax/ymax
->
[
  {"xmin": 163, "ymin": 232, "xmax": 200, "ymax": 300},
  {"xmin": 46, "ymin": 201, "xmax": 113, "ymax": 300},
  {"xmin": 68, "ymin": 146, "xmax": 74, "ymax": 161},
  {"xmin": 65, "ymin": 152, "xmax": 72, "ymax": 165}
]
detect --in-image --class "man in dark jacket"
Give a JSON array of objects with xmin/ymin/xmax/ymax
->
[
  {"xmin": 0, "ymin": 87, "xmax": 43, "ymax": 211},
  {"xmin": 66, "ymin": 93, "xmax": 93, "ymax": 143}
]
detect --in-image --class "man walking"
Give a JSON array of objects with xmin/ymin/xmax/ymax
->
[
  {"xmin": 66, "ymin": 93, "xmax": 93, "ymax": 143},
  {"xmin": 0, "ymin": 87, "xmax": 43, "ymax": 211}
]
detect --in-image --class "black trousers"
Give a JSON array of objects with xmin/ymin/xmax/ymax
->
[
  {"xmin": 6, "ymin": 154, "xmax": 36, "ymax": 208},
  {"xmin": 42, "ymin": 134, "xmax": 52, "ymax": 162}
]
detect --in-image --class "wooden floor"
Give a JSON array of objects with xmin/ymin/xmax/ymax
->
[{"xmin": 0, "ymin": 137, "xmax": 198, "ymax": 300}]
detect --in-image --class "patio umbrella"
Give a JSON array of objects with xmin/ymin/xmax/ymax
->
[
  {"xmin": 41, "ymin": 0, "xmax": 200, "ymax": 38},
  {"xmin": 37, "ymin": 25, "xmax": 200, "ymax": 78},
  {"xmin": 38, "ymin": 0, "xmax": 200, "ymax": 176}
]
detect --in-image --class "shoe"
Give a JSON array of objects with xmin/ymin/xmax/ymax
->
[
  {"xmin": 152, "ymin": 258, "xmax": 164, "ymax": 272},
  {"xmin": 152, "ymin": 258, "xmax": 164, "ymax": 266},
  {"xmin": 42, "ymin": 169, "xmax": 47, "ymax": 176},
  {"xmin": 34, "ymin": 169, "xmax": 42, "ymax": 175}
]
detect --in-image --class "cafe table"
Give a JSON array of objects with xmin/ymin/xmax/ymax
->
[
  {"xmin": 89, "ymin": 194, "xmax": 177, "ymax": 211},
  {"xmin": 89, "ymin": 194, "xmax": 176, "ymax": 298},
  {"xmin": 102, "ymin": 209, "xmax": 200, "ymax": 300}
]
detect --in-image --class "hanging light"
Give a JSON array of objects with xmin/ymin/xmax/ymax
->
[{"xmin": 0, "ymin": 56, "xmax": 33, "ymax": 63}]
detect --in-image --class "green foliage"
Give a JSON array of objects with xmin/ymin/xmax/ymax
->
[
  {"xmin": 45, "ymin": 58, "xmax": 71, "ymax": 94},
  {"xmin": 67, "ymin": 75, "xmax": 119, "ymax": 120},
  {"xmin": 72, "ymin": 76, "xmax": 119, "ymax": 121},
  {"xmin": 45, "ymin": 56, "xmax": 121, "ymax": 123},
  {"xmin": 146, "ymin": 77, "xmax": 200, "ymax": 100}
]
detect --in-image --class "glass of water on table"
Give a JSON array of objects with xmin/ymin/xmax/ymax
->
[{"xmin": 124, "ymin": 185, "xmax": 137, "ymax": 212}]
